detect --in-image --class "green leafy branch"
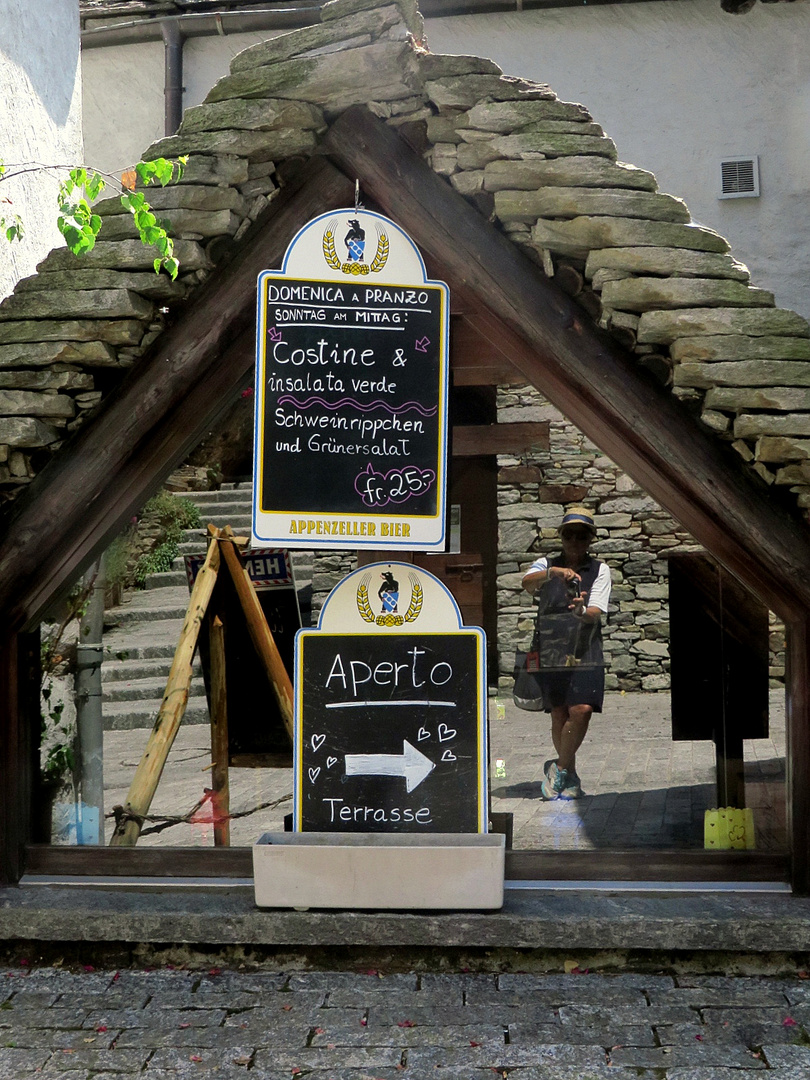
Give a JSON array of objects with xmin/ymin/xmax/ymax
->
[
  {"xmin": 0, "ymin": 160, "xmax": 24, "ymax": 242},
  {"xmin": 0, "ymin": 156, "xmax": 187, "ymax": 278}
]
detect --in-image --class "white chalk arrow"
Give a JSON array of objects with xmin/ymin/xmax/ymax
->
[{"xmin": 344, "ymin": 740, "xmax": 436, "ymax": 794}]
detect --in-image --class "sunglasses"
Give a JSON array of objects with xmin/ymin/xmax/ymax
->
[{"xmin": 561, "ymin": 528, "xmax": 592, "ymax": 540}]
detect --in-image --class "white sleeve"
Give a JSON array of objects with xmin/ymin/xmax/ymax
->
[
  {"xmin": 523, "ymin": 556, "xmax": 548, "ymax": 581},
  {"xmin": 587, "ymin": 562, "xmax": 612, "ymax": 613}
]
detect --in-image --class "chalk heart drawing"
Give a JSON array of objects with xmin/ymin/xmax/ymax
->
[
  {"xmin": 437, "ymin": 723, "xmax": 457, "ymax": 743},
  {"xmin": 308, "ymin": 767, "xmax": 321, "ymax": 783},
  {"xmin": 326, "ymin": 756, "xmax": 338, "ymax": 769},
  {"xmin": 417, "ymin": 727, "xmax": 430, "ymax": 742},
  {"xmin": 441, "ymin": 749, "xmax": 457, "ymax": 762},
  {"xmin": 311, "ymin": 733, "xmax": 326, "ymax": 753}
]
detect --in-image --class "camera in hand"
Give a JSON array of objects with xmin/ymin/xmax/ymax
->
[{"xmin": 566, "ymin": 575, "xmax": 583, "ymax": 599}]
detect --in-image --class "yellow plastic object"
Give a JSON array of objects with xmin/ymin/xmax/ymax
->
[{"xmin": 704, "ymin": 807, "xmax": 756, "ymax": 850}]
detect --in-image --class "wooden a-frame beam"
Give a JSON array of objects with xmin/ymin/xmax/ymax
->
[
  {"xmin": 0, "ymin": 160, "xmax": 355, "ymax": 634},
  {"xmin": 322, "ymin": 106, "xmax": 810, "ymax": 624}
]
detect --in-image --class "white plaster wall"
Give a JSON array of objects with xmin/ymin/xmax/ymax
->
[
  {"xmin": 79, "ymin": 0, "xmax": 810, "ymax": 317},
  {"xmin": 81, "ymin": 30, "xmax": 283, "ymax": 176},
  {"xmin": 81, "ymin": 40, "xmax": 164, "ymax": 178},
  {"xmin": 0, "ymin": 0, "xmax": 83, "ymax": 300},
  {"xmin": 427, "ymin": 0, "xmax": 810, "ymax": 319}
]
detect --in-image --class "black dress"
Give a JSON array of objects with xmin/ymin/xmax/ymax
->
[{"xmin": 533, "ymin": 555, "xmax": 607, "ymax": 713}]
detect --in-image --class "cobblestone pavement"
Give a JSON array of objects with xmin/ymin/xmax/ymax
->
[
  {"xmin": 1, "ymin": 965, "xmax": 810, "ymax": 1078},
  {"xmin": 99, "ymin": 692, "xmax": 787, "ymax": 853}
]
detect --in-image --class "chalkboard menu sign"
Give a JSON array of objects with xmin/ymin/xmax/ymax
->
[
  {"xmin": 293, "ymin": 561, "xmax": 488, "ymax": 833},
  {"xmin": 253, "ymin": 210, "xmax": 449, "ymax": 551},
  {"xmin": 295, "ymin": 632, "xmax": 485, "ymax": 832}
]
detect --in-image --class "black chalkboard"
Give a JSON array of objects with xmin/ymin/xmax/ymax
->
[
  {"xmin": 295, "ymin": 631, "xmax": 486, "ymax": 832},
  {"xmin": 257, "ymin": 279, "xmax": 445, "ymax": 518}
]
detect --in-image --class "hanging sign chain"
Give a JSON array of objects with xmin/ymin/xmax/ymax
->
[{"xmin": 354, "ymin": 179, "xmax": 363, "ymax": 214}]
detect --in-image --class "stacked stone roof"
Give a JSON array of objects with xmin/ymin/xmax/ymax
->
[{"xmin": 4, "ymin": 0, "xmax": 810, "ymax": 523}]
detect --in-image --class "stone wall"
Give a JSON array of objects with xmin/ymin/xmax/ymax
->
[{"xmin": 495, "ymin": 384, "xmax": 787, "ymax": 693}]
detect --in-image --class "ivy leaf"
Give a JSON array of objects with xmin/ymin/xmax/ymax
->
[
  {"xmin": 121, "ymin": 191, "xmax": 145, "ymax": 214},
  {"xmin": 134, "ymin": 208, "xmax": 156, "ymax": 231},
  {"xmin": 85, "ymin": 172, "xmax": 105, "ymax": 201},
  {"xmin": 152, "ymin": 158, "xmax": 175, "ymax": 186}
]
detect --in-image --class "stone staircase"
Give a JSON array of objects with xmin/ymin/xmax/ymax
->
[{"xmin": 101, "ymin": 483, "xmax": 313, "ymax": 730}]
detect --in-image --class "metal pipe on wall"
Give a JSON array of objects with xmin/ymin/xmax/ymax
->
[
  {"xmin": 80, "ymin": 0, "xmax": 668, "ymax": 49},
  {"xmin": 162, "ymin": 20, "xmax": 184, "ymax": 137}
]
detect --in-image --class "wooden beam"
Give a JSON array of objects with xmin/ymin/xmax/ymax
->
[
  {"xmin": 451, "ymin": 316, "xmax": 525, "ymax": 386},
  {"xmin": 22, "ymin": 842, "xmax": 787, "ymax": 883},
  {"xmin": 787, "ymin": 616, "xmax": 810, "ymax": 894},
  {"xmin": 209, "ymin": 615, "xmax": 231, "ymax": 848},
  {"xmin": 453, "ymin": 422, "xmax": 550, "ymax": 457},
  {"xmin": 0, "ymin": 632, "xmax": 36, "ymax": 886},
  {"xmin": 321, "ymin": 107, "xmax": 810, "ymax": 622},
  {"xmin": 0, "ymin": 159, "xmax": 355, "ymax": 634}
]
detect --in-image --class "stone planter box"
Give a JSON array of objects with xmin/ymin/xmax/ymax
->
[{"xmin": 253, "ymin": 832, "xmax": 505, "ymax": 910}]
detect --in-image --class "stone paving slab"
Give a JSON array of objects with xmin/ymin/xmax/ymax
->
[
  {"xmin": 220, "ymin": 993, "xmax": 327, "ymax": 1022},
  {"xmin": 309, "ymin": 1023, "xmax": 505, "ymax": 1047},
  {"xmin": 2, "ymin": 965, "xmax": 810, "ymax": 1077},
  {"xmin": 326, "ymin": 987, "xmax": 463, "ymax": 1008},
  {"xmin": 508, "ymin": 1021, "xmax": 658, "ymax": 1045},
  {"xmin": 366, "ymin": 1003, "xmax": 544, "ymax": 1025},
  {"xmin": 608, "ymin": 1043, "xmax": 767, "ymax": 1067},
  {"xmin": 40, "ymin": 1047, "xmax": 148, "ymax": 1070}
]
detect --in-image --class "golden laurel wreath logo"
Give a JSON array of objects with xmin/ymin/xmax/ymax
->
[
  {"xmin": 357, "ymin": 573, "xmax": 424, "ymax": 626},
  {"xmin": 323, "ymin": 219, "xmax": 389, "ymax": 276}
]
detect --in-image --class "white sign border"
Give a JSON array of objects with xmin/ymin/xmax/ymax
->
[{"xmin": 252, "ymin": 209, "xmax": 450, "ymax": 552}]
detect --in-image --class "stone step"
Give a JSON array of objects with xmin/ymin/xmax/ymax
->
[
  {"xmin": 180, "ymin": 486, "xmax": 252, "ymax": 503},
  {"xmin": 183, "ymin": 517, "xmax": 253, "ymax": 537},
  {"xmin": 102, "ymin": 656, "xmax": 202, "ymax": 683},
  {"xmin": 103, "ymin": 675, "xmax": 208, "ymax": 703},
  {"xmin": 102, "ymin": 697, "xmax": 210, "ymax": 731},
  {"xmin": 143, "ymin": 569, "xmax": 189, "ymax": 590},
  {"xmin": 106, "ymin": 602, "xmax": 189, "ymax": 627},
  {"xmin": 103, "ymin": 619, "xmax": 187, "ymax": 661}
]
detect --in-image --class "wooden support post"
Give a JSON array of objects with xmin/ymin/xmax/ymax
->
[
  {"xmin": 787, "ymin": 616, "xmax": 810, "ymax": 894},
  {"xmin": 715, "ymin": 729, "xmax": 746, "ymax": 810},
  {"xmin": 218, "ymin": 529, "xmax": 295, "ymax": 743},
  {"xmin": 209, "ymin": 614, "xmax": 230, "ymax": 848},
  {"xmin": 109, "ymin": 536, "xmax": 221, "ymax": 846}
]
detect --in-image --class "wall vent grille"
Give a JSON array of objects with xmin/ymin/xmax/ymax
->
[{"xmin": 719, "ymin": 156, "xmax": 760, "ymax": 199}]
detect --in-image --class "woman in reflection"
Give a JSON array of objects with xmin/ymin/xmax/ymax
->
[{"xmin": 521, "ymin": 507, "xmax": 612, "ymax": 800}]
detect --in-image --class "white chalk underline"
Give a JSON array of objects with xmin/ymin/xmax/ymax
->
[
  {"xmin": 275, "ymin": 322, "xmax": 405, "ymax": 331},
  {"xmin": 325, "ymin": 700, "xmax": 457, "ymax": 709}
]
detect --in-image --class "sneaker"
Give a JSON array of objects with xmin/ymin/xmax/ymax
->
[
  {"xmin": 541, "ymin": 760, "xmax": 571, "ymax": 800},
  {"xmin": 559, "ymin": 771, "xmax": 583, "ymax": 800}
]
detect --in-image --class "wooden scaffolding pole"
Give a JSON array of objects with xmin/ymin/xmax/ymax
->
[
  {"xmin": 209, "ymin": 613, "xmax": 231, "ymax": 848},
  {"xmin": 109, "ymin": 534, "xmax": 220, "ymax": 846}
]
